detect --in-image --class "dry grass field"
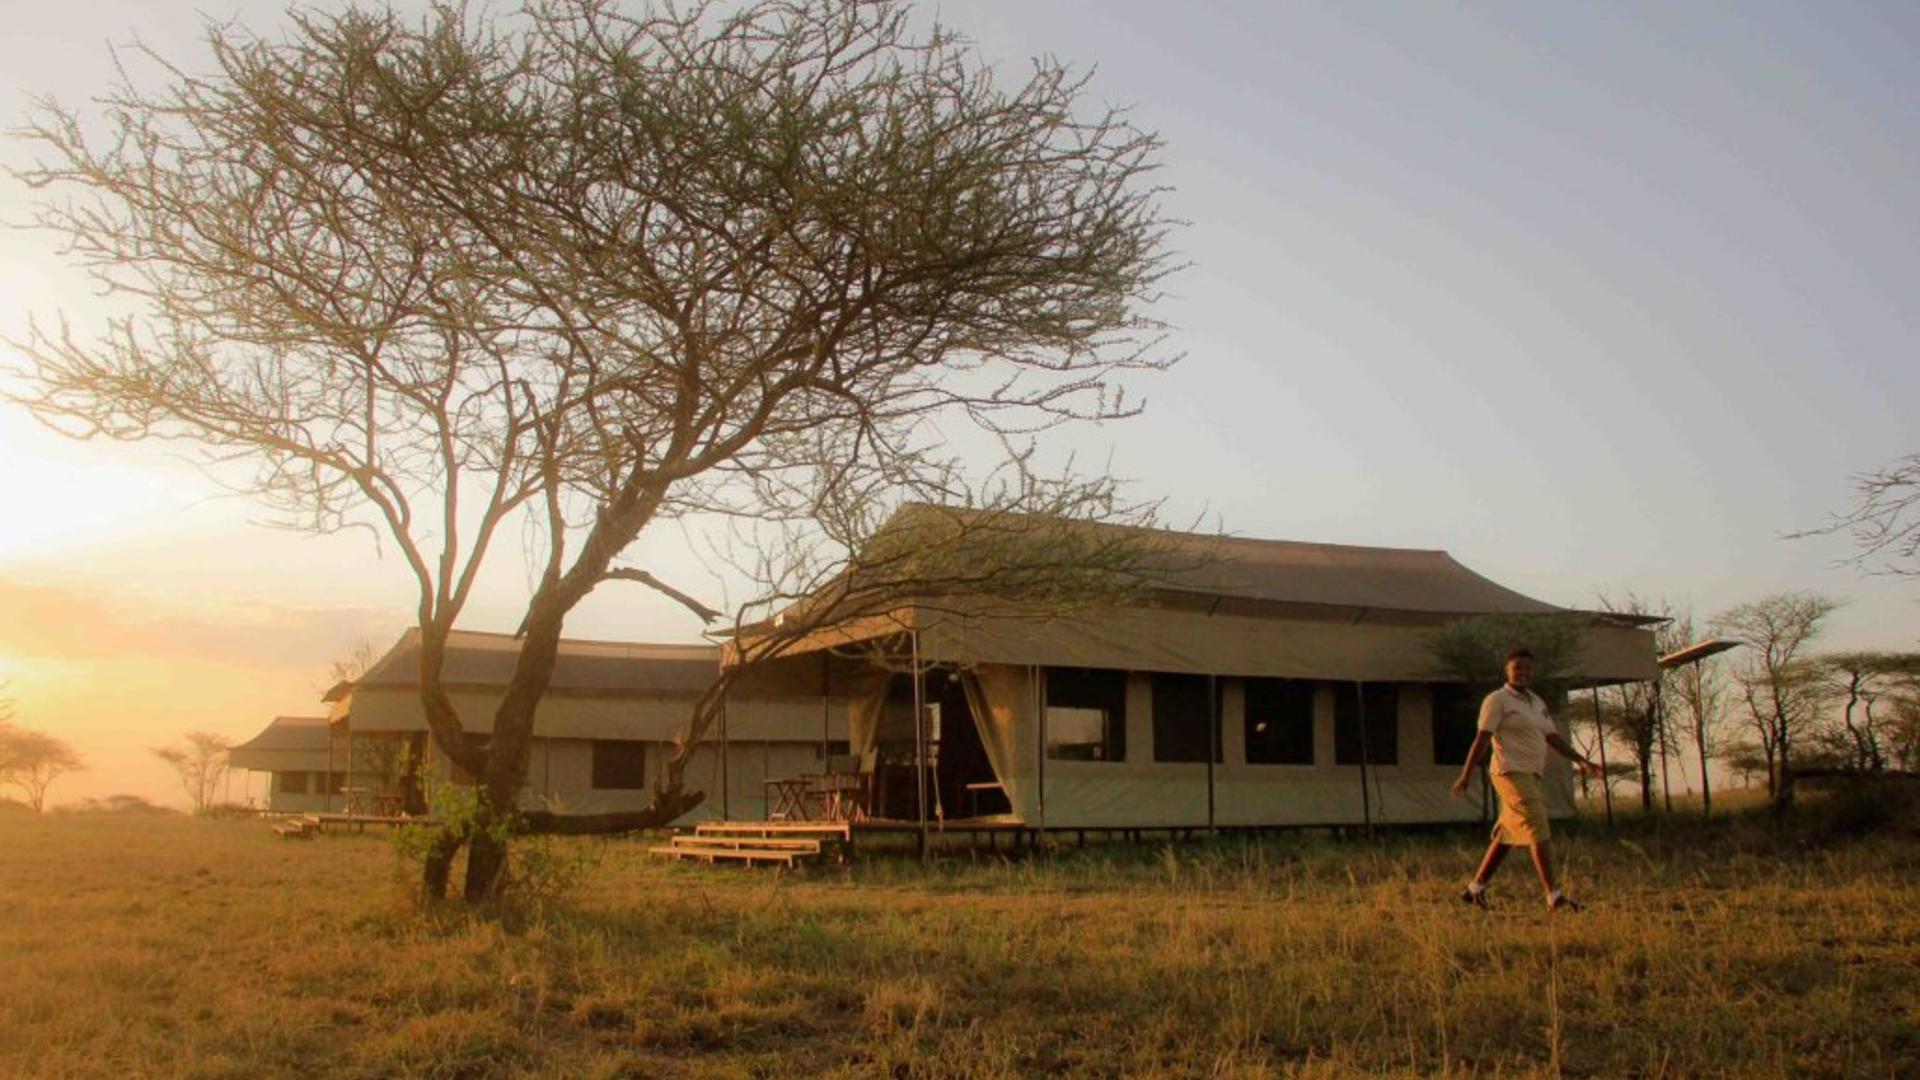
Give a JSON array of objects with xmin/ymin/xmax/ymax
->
[{"xmin": 2, "ymin": 797, "xmax": 1916, "ymax": 1079}]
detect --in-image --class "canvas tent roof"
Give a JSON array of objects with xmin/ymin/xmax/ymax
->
[
  {"xmin": 357, "ymin": 629, "xmax": 720, "ymax": 695},
  {"xmin": 1141, "ymin": 532, "xmax": 1575, "ymax": 616},
  {"xmin": 777, "ymin": 504, "xmax": 1662, "ymax": 622},
  {"xmin": 729, "ymin": 506, "xmax": 1661, "ymax": 683},
  {"xmin": 231, "ymin": 716, "xmax": 331, "ymax": 753},
  {"xmin": 229, "ymin": 715, "xmax": 335, "ymax": 772}
]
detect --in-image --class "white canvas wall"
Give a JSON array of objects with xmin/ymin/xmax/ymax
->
[
  {"xmin": 975, "ymin": 666, "xmax": 1576, "ymax": 830},
  {"xmin": 417, "ymin": 736, "xmax": 833, "ymax": 824}
]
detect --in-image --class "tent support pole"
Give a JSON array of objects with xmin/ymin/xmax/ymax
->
[
  {"xmin": 326, "ymin": 729, "xmax": 335, "ymax": 814},
  {"xmin": 1651, "ymin": 676, "xmax": 1666, "ymax": 810},
  {"xmin": 720, "ymin": 689, "xmax": 731, "ymax": 822},
  {"xmin": 1206, "ymin": 674, "xmax": 1218, "ymax": 837},
  {"xmin": 1355, "ymin": 681, "xmax": 1372, "ymax": 837},
  {"xmin": 913, "ymin": 631, "xmax": 928, "ymax": 863},
  {"xmin": 1591, "ymin": 684, "xmax": 1613, "ymax": 829},
  {"xmin": 343, "ymin": 722, "xmax": 353, "ymax": 814},
  {"xmin": 1035, "ymin": 665, "xmax": 1047, "ymax": 839},
  {"xmin": 821, "ymin": 652, "xmax": 831, "ymax": 763}
]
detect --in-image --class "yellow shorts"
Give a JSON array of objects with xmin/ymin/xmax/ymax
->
[{"xmin": 1491, "ymin": 771, "xmax": 1551, "ymax": 846}]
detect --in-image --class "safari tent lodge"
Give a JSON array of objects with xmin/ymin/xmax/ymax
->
[{"xmin": 232, "ymin": 521, "xmax": 1658, "ymax": 835}]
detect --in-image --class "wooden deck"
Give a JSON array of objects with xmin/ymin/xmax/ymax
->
[{"xmin": 272, "ymin": 812, "xmax": 434, "ymax": 838}]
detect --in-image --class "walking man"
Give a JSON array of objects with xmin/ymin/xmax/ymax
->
[{"xmin": 1452, "ymin": 648, "xmax": 1604, "ymax": 911}]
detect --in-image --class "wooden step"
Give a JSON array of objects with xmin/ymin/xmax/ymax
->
[
  {"xmin": 669, "ymin": 836, "xmax": 821, "ymax": 853},
  {"xmin": 648, "ymin": 844, "xmax": 800, "ymax": 865},
  {"xmin": 694, "ymin": 821, "xmax": 850, "ymax": 840}
]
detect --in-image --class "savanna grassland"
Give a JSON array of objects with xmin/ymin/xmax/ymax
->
[{"xmin": 2, "ymin": 800, "xmax": 1916, "ymax": 1079}]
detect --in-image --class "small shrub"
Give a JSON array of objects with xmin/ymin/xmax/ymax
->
[
  {"xmin": 392, "ymin": 783, "xmax": 594, "ymax": 912},
  {"xmin": 1799, "ymin": 776, "xmax": 1920, "ymax": 841},
  {"xmin": 57, "ymin": 794, "xmax": 178, "ymax": 815}
]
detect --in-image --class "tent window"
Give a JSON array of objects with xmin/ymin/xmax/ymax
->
[
  {"xmin": 280, "ymin": 771, "xmax": 310, "ymax": 795},
  {"xmin": 1431, "ymin": 684, "xmax": 1479, "ymax": 766},
  {"xmin": 1151, "ymin": 673, "xmax": 1220, "ymax": 763},
  {"xmin": 1334, "ymin": 683, "xmax": 1399, "ymax": 765},
  {"xmin": 1045, "ymin": 667, "xmax": 1127, "ymax": 762},
  {"xmin": 592, "ymin": 740, "xmax": 649, "ymax": 790},
  {"xmin": 1244, "ymin": 678, "xmax": 1315, "ymax": 765}
]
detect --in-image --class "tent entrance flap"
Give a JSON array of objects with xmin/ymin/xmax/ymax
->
[
  {"xmin": 929, "ymin": 672, "xmax": 1008, "ymax": 818},
  {"xmin": 960, "ymin": 669, "xmax": 1023, "ymax": 817}
]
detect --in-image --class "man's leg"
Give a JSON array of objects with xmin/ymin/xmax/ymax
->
[
  {"xmin": 1527, "ymin": 839, "xmax": 1557, "ymax": 898},
  {"xmin": 1472, "ymin": 839, "xmax": 1510, "ymax": 885}
]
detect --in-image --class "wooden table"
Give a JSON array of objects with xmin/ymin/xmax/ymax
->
[
  {"xmin": 807, "ymin": 772, "xmax": 866, "ymax": 822},
  {"xmin": 764, "ymin": 777, "xmax": 813, "ymax": 821}
]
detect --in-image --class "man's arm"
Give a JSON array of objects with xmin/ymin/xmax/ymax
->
[
  {"xmin": 1451, "ymin": 731, "xmax": 1493, "ymax": 797},
  {"xmin": 1546, "ymin": 731, "xmax": 1603, "ymax": 777}
]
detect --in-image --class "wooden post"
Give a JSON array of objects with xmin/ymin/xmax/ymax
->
[
  {"xmin": 1034, "ymin": 664, "xmax": 1047, "ymax": 837},
  {"xmin": 343, "ymin": 721, "xmax": 353, "ymax": 814},
  {"xmin": 1206, "ymin": 674, "xmax": 1218, "ymax": 836},
  {"xmin": 1355, "ymin": 681, "xmax": 1372, "ymax": 836},
  {"xmin": 1690, "ymin": 662, "xmax": 1714, "ymax": 820},
  {"xmin": 720, "ymin": 690, "xmax": 732, "ymax": 822},
  {"xmin": 325, "ymin": 727, "xmax": 335, "ymax": 814},
  {"xmin": 1591, "ymin": 684, "xmax": 1613, "ymax": 829},
  {"xmin": 1655, "ymin": 674, "xmax": 1674, "ymax": 815},
  {"xmin": 913, "ymin": 631, "xmax": 928, "ymax": 863}
]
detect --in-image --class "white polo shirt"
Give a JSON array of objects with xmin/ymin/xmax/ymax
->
[{"xmin": 1477, "ymin": 685, "xmax": 1556, "ymax": 776}]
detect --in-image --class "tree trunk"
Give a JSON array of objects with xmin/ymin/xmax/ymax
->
[
  {"xmin": 464, "ymin": 825, "xmax": 510, "ymax": 901},
  {"xmin": 1773, "ymin": 722, "xmax": 1793, "ymax": 819},
  {"xmin": 423, "ymin": 828, "xmax": 461, "ymax": 900},
  {"xmin": 1842, "ymin": 685, "xmax": 1867, "ymax": 771},
  {"xmin": 1696, "ymin": 727, "xmax": 1713, "ymax": 819},
  {"xmin": 463, "ymin": 758, "xmax": 531, "ymax": 901}
]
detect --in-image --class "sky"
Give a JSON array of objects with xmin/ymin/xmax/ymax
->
[{"xmin": 2, "ymin": 1, "xmax": 1916, "ymax": 807}]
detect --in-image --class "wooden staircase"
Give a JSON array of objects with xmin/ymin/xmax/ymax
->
[{"xmin": 649, "ymin": 821, "xmax": 851, "ymax": 868}]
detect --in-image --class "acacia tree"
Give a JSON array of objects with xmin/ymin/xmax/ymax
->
[
  {"xmin": 9, "ymin": 1, "xmax": 1177, "ymax": 899},
  {"xmin": 0, "ymin": 720, "xmax": 86, "ymax": 813},
  {"xmin": 154, "ymin": 732, "xmax": 233, "ymax": 813},
  {"xmin": 1666, "ymin": 614, "xmax": 1732, "ymax": 818},
  {"xmin": 1885, "ymin": 690, "xmax": 1920, "ymax": 773},
  {"xmin": 1591, "ymin": 595, "xmax": 1688, "ymax": 813},
  {"xmin": 1811, "ymin": 652, "xmax": 1920, "ymax": 773},
  {"xmin": 1713, "ymin": 592, "xmax": 1841, "ymax": 816}
]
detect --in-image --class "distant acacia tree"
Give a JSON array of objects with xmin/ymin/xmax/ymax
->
[
  {"xmin": 1721, "ymin": 739, "xmax": 1771, "ymax": 791},
  {"xmin": 0, "ymin": 720, "xmax": 86, "ymax": 813},
  {"xmin": 1666, "ymin": 612, "xmax": 1732, "ymax": 818},
  {"xmin": 1713, "ymin": 592, "xmax": 1841, "ymax": 816},
  {"xmin": 154, "ymin": 732, "xmax": 232, "ymax": 814},
  {"xmin": 1812, "ymin": 652, "xmax": 1920, "ymax": 774},
  {"xmin": 1885, "ymin": 692, "xmax": 1920, "ymax": 773},
  {"xmin": 1593, "ymin": 594, "xmax": 1689, "ymax": 814},
  {"xmin": 9, "ymin": 1, "xmax": 1177, "ymax": 899}
]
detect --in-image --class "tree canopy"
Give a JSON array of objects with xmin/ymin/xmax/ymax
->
[{"xmin": 9, "ymin": 0, "xmax": 1178, "ymax": 898}]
